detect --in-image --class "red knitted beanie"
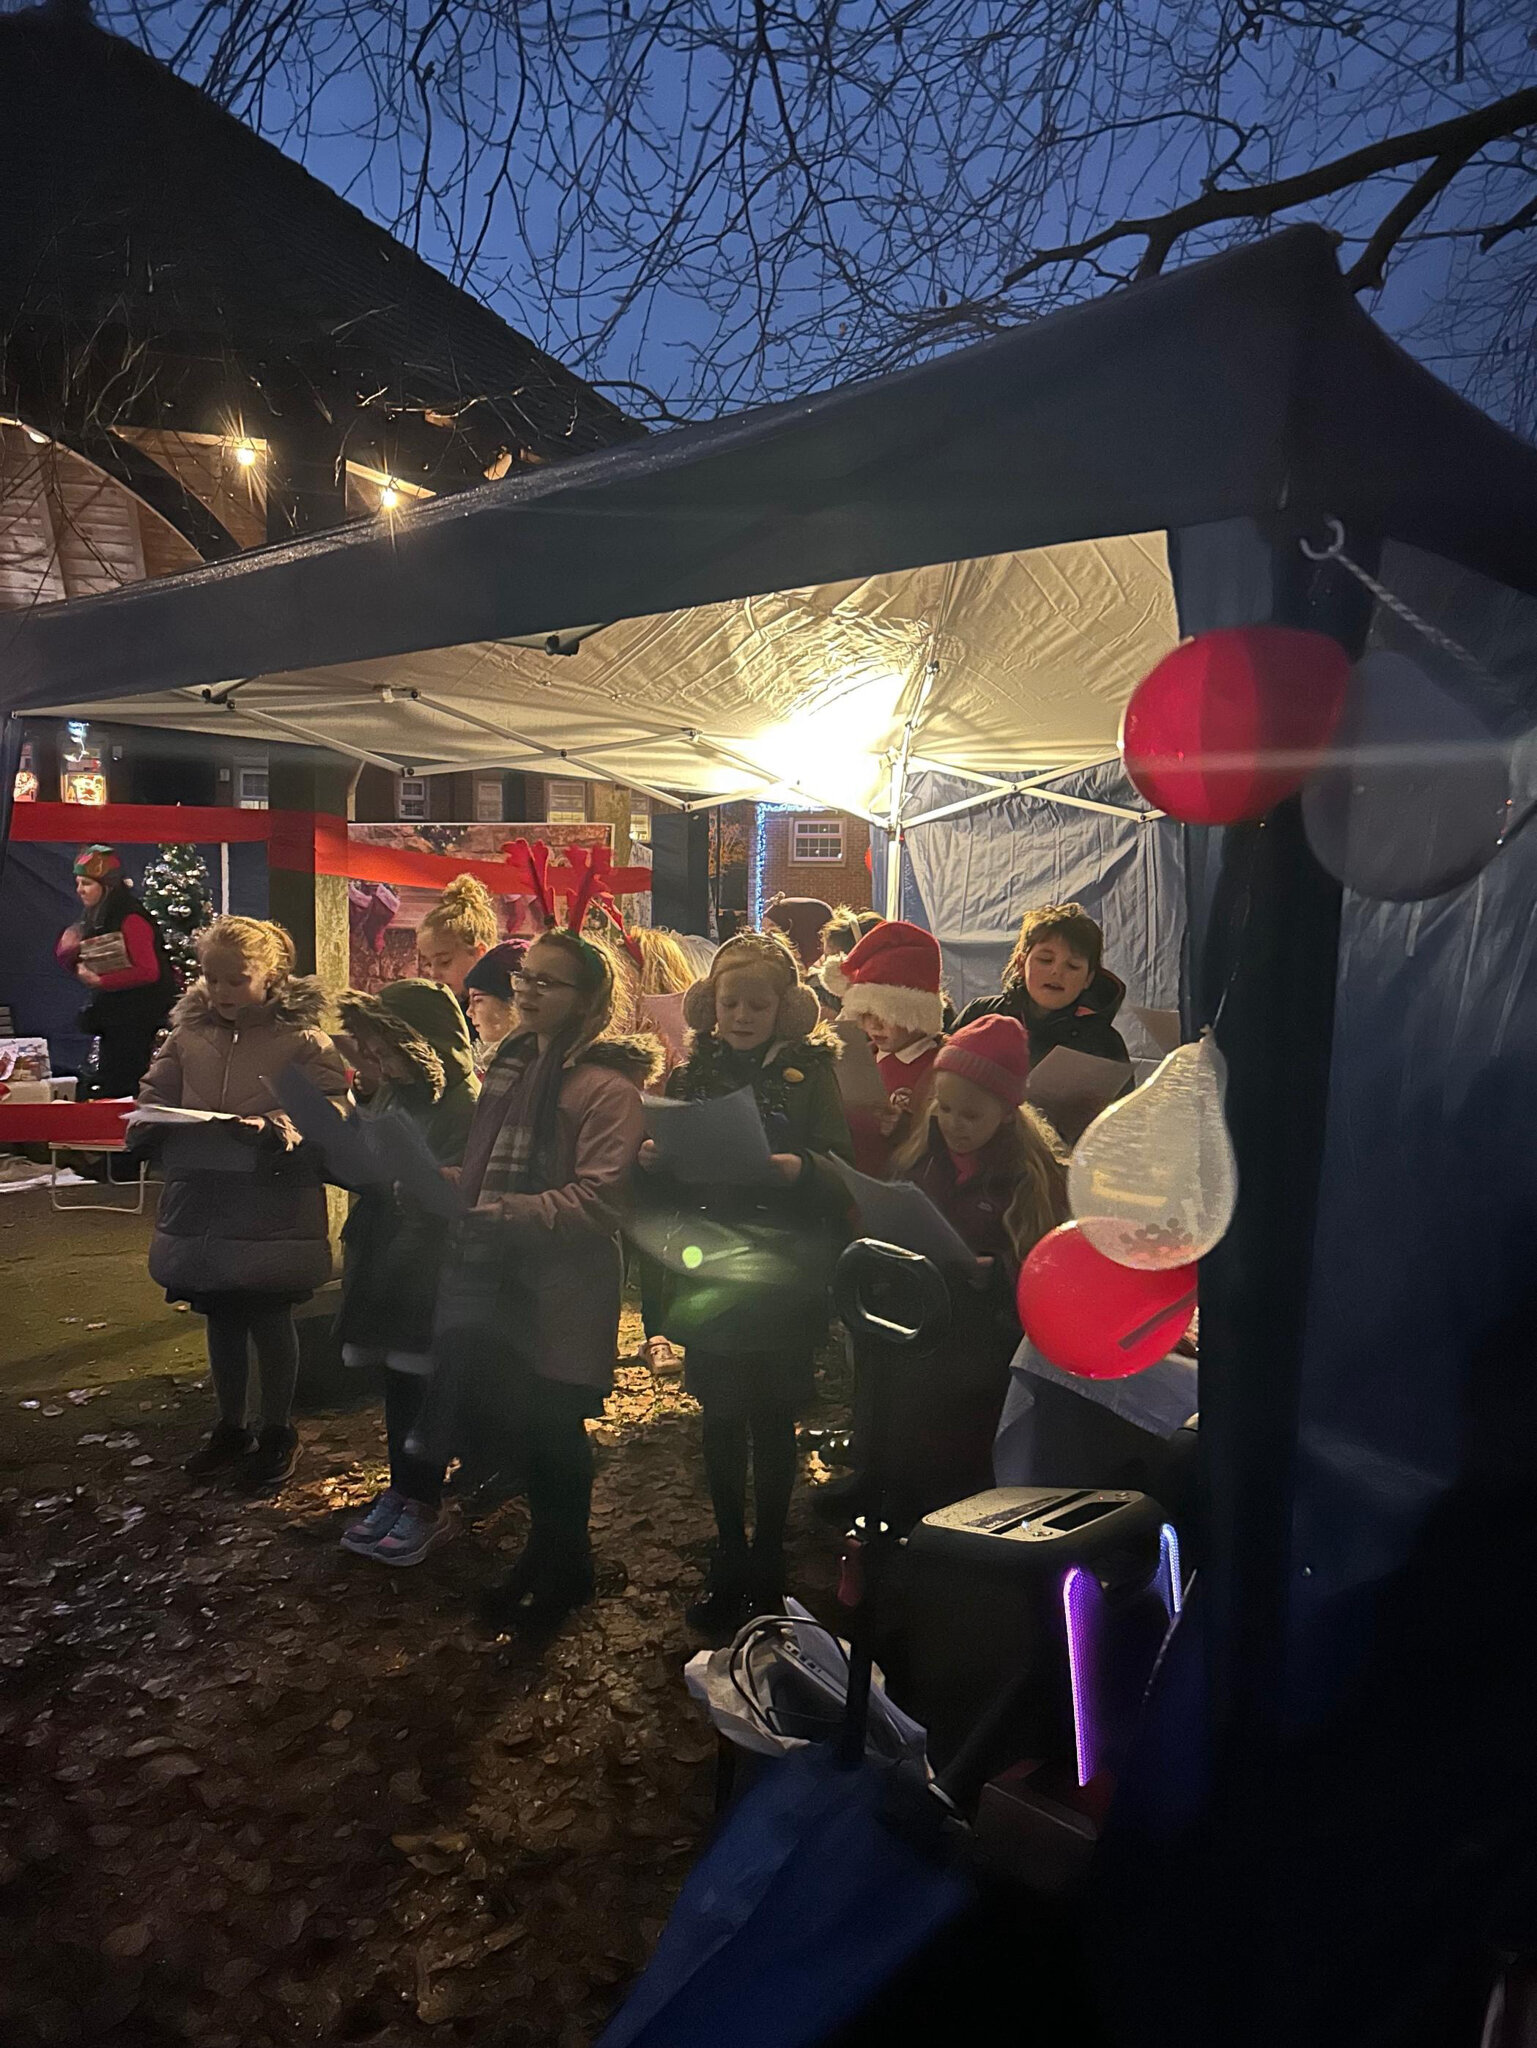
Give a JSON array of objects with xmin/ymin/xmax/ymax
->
[{"xmin": 933, "ymin": 1015, "xmax": 1031, "ymax": 1106}]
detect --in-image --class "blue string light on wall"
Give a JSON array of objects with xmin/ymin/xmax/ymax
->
[{"xmin": 749, "ymin": 800, "xmax": 809, "ymax": 926}]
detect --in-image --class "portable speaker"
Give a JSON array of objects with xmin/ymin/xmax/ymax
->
[{"xmin": 888, "ymin": 1485, "xmax": 1165, "ymax": 1785}]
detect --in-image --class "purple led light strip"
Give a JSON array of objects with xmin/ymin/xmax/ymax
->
[
  {"xmin": 1062, "ymin": 1565, "xmax": 1100, "ymax": 1788},
  {"xmin": 1159, "ymin": 1521, "xmax": 1184, "ymax": 1620}
]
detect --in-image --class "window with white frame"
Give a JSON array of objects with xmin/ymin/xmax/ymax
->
[
  {"xmin": 398, "ymin": 776, "xmax": 429, "ymax": 821},
  {"xmin": 790, "ymin": 816, "xmax": 844, "ymax": 864},
  {"xmin": 629, "ymin": 792, "xmax": 652, "ymax": 845},
  {"xmin": 475, "ymin": 775, "xmax": 504, "ymax": 823},
  {"xmin": 235, "ymin": 764, "xmax": 269, "ymax": 811},
  {"xmin": 546, "ymin": 778, "xmax": 588, "ymax": 824}
]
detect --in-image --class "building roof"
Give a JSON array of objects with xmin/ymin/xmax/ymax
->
[{"xmin": 0, "ymin": 3, "xmax": 641, "ymax": 480}]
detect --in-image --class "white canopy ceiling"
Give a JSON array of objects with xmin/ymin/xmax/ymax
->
[{"xmin": 43, "ymin": 532, "xmax": 1177, "ymax": 823}]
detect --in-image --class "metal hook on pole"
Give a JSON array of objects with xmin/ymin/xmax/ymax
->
[{"xmin": 1298, "ymin": 516, "xmax": 1347, "ymax": 564}]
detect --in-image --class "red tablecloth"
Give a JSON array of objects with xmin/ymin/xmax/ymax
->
[{"xmin": 0, "ymin": 1099, "xmax": 134, "ymax": 1146}]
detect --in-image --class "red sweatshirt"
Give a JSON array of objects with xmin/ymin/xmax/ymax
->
[
  {"xmin": 876, "ymin": 1037, "xmax": 940, "ymax": 1108},
  {"xmin": 56, "ymin": 913, "xmax": 162, "ymax": 992}
]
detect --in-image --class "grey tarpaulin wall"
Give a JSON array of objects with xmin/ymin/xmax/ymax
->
[{"xmin": 874, "ymin": 761, "xmax": 1184, "ymax": 1023}]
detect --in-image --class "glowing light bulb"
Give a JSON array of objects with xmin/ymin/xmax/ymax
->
[
  {"xmin": 232, "ymin": 441, "xmax": 257, "ymax": 468},
  {"xmin": 379, "ymin": 483, "xmax": 401, "ymax": 511}
]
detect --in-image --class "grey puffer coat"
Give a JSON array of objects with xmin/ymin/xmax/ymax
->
[{"xmin": 139, "ymin": 977, "xmax": 349, "ymax": 1299}]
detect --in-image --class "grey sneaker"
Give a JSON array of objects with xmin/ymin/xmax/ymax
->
[
  {"xmin": 370, "ymin": 1501, "xmax": 452, "ymax": 1568},
  {"xmin": 340, "ymin": 1488, "xmax": 407, "ymax": 1555}
]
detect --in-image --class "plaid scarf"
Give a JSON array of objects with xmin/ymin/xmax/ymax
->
[
  {"xmin": 416, "ymin": 1036, "xmax": 553, "ymax": 1463},
  {"xmin": 458, "ymin": 1036, "xmax": 541, "ymax": 1206}
]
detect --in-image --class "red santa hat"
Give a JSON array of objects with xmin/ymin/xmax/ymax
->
[{"xmin": 824, "ymin": 919, "xmax": 943, "ymax": 1037}]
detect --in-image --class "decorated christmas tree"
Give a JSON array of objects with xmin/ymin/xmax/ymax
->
[{"xmin": 140, "ymin": 843, "xmax": 213, "ymax": 985}]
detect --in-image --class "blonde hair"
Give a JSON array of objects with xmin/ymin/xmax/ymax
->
[
  {"xmin": 682, "ymin": 930, "xmax": 820, "ymax": 1042},
  {"xmin": 420, "ymin": 874, "xmax": 499, "ymax": 953},
  {"xmin": 893, "ymin": 1098, "xmax": 1068, "ymax": 1265},
  {"xmin": 588, "ymin": 924, "xmax": 704, "ymax": 1032},
  {"xmin": 632, "ymin": 927, "xmax": 694, "ymax": 997},
  {"xmin": 197, "ymin": 916, "xmax": 297, "ymax": 992}
]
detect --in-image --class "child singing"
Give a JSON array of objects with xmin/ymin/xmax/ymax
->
[
  {"xmin": 333, "ymin": 980, "xmax": 479, "ymax": 1566},
  {"xmin": 642, "ymin": 932, "xmax": 853, "ymax": 1638},
  {"xmin": 140, "ymin": 918, "xmax": 348, "ymax": 1491},
  {"xmin": 880, "ymin": 1015, "xmax": 1068, "ymax": 1526},
  {"xmin": 821, "ymin": 919, "xmax": 945, "ymax": 1170},
  {"xmin": 462, "ymin": 929, "xmax": 657, "ymax": 1632}
]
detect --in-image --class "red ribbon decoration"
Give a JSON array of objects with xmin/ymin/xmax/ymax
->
[{"xmin": 10, "ymin": 803, "xmax": 652, "ymax": 900}]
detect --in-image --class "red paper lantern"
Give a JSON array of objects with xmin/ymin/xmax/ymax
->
[
  {"xmin": 1016, "ymin": 1223, "xmax": 1197, "ymax": 1380},
  {"xmin": 1120, "ymin": 626, "xmax": 1351, "ymax": 825}
]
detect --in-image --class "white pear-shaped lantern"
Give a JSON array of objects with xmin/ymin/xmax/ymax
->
[{"xmin": 1068, "ymin": 1032, "xmax": 1237, "ymax": 1270}]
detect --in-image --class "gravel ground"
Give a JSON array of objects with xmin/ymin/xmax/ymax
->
[{"xmin": 0, "ymin": 1188, "xmax": 848, "ymax": 2048}]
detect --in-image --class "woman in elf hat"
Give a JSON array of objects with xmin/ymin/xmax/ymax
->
[{"xmin": 56, "ymin": 845, "xmax": 177, "ymax": 1098}]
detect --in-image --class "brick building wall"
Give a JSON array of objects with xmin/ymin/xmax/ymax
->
[{"xmin": 759, "ymin": 810, "xmax": 871, "ymax": 917}]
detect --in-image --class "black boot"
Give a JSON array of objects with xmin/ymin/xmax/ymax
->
[
  {"xmin": 518, "ymin": 1551, "xmax": 597, "ymax": 1633},
  {"xmin": 236, "ymin": 1424, "xmax": 299, "ymax": 1492},
  {"xmin": 184, "ymin": 1422, "xmax": 256, "ymax": 1478},
  {"xmin": 686, "ymin": 1550, "xmax": 751, "ymax": 1642},
  {"xmin": 477, "ymin": 1544, "xmax": 546, "ymax": 1629}
]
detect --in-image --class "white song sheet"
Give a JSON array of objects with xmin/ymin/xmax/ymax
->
[
  {"xmin": 1023, "ymin": 1047, "xmax": 1132, "ymax": 1146},
  {"xmin": 826, "ymin": 1154, "xmax": 982, "ymax": 1274},
  {"xmin": 642, "ymin": 1086, "xmax": 774, "ymax": 1184}
]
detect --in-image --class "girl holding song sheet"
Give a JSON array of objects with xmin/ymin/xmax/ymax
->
[
  {"xmin": 332, "ymin": 980, "xmax": 479, "ymax": 1567},
  {"xmin": 873, "ymin": 1015, "xmax": 1068, "ymax": 1528},
  {"xmin": 138, "ymin": 917, "xmax": 349, "ymax": 1492},
  {"xmin": 638, "ymin": 931, "xmax": 853, "ymax": 1640}
]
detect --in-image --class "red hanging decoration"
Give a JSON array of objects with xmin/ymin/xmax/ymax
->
[
  {"xmin": 1016, "ymin": 1223, "xmax": 1197, "ymax": 1380},
  {"xmin": 503, "ymin": 837, "xmax": 557, "ymax": 928},
  {"xmin": 1120, "ymin": 626, "xmax": 1351, "ymax": 825}
]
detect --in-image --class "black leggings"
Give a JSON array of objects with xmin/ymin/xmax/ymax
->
[
  {"xmin": 90, "ymin": 1021, "xmax": 164, "ymax": 1102},
  {"xmin": 700, "ymin": 1405, "xmax": 799, "ymax": 1563},
  {"xmin": 523, "ymin": 1392, "xmax": 596, "ymax": 1580},
  {"xmin": 383, "ymin": 1370, "xmax": 444, "ymax": 1509},
  {"xmin": 206, "ymin": 1303, "xmax": 299, "ymax": 1433}
]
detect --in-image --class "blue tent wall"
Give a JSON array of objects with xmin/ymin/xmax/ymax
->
[
  {"xmin": 0, "ymin": 841, "xmax": 268, "ymax": 1072},
  {"xmin": 878, "ymin": 761, "xmax": 1185, "ymax": 1032}
]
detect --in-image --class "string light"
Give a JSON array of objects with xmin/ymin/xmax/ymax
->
[
  {"xmin": 232, "ymin": 440, "xmax": 258, "ymax": 468},
  {"xmin": 379, "ymin": 482, "xmax": 401, "ymax": 511},
  {"xmin": 25, "ymin": 428, "xmax": 48, "ymax": 446}
]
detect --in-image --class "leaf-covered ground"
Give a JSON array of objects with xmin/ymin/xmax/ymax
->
[{"xmin": 0, "ymin": 1192, "xmax": 848, "ymax": 2047}]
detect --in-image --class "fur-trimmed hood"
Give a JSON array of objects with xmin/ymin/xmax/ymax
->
[
  {"xmin": 170, "ymin": 974, "xmax": 330, "ymax": 1033},
  {"xmin": 337, "ymin": 980, "xmax": 474, "ymax": 1100},
  {"xmin": 574, "ymin": 1032, "xmax": 666, "ymax": 1087},
  {"xmin": 487, "ymin": 1028, "xmax": 664, "ymax": 1090}
]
